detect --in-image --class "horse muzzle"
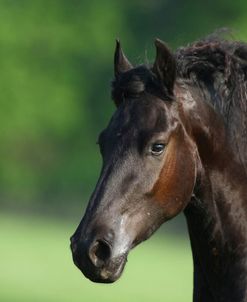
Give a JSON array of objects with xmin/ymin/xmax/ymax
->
[{"xmin": 70, "ymin": 232, "xmax": 128, "ymax": 283}]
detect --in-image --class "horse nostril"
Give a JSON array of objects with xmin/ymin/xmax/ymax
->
[{"xmin": 89, "ymin": 239, "xmax": 112, "ymax": 267}]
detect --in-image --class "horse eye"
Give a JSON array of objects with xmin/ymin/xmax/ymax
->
[{"xmin": 151, "ymin": 143, "xmax": 165, "ymax": 156}]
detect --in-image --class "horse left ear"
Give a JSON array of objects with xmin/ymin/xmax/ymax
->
[
  {"xmin": 114, "ymin": 39, "xmax": 133, "ymax": 77},
  {"xmin": 153, "ymin": 39, "xmax": 176, "ymax": 96}
]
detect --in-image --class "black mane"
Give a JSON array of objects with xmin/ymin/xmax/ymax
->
[{"xmin": 176, "ymin": 35, "xmax": 247, "ymax": 171}]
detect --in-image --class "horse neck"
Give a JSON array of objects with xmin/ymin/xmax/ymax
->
[{"xmin": 176, "ymin": 81, "xmax": 247, "ymax": 301}]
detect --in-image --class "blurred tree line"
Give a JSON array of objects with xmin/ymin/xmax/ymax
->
[{"xmin": 1, "ymin": 0, "xmax": 247, "ymax": 214}]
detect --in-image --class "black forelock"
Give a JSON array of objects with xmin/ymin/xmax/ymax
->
[{"xmin": 111, "ymin": 65, "xmax": 173, "ymax": 106}]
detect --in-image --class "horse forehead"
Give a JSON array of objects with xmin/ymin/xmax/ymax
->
[{"xmin": 111, "ymin": 99, "xmax": 167, "ymax": 132}]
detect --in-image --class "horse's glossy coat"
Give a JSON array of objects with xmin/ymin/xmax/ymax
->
[{"xmin": 71, "ymin": 36, "xmax": 247, "ymax": 301}]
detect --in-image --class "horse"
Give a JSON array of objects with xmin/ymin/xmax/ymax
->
[{"xmin": 70, "ymin": 34, "xmax": 247, "ymax": 302}]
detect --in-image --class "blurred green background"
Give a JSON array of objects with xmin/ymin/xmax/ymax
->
[{"xmin": 1, "ymin": 0, "xmax": 247, "ymax": 301}]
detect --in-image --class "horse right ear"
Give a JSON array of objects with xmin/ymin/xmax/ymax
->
[
  {"xmin": 153, "ymin": 39, "xmax": 176, "ymax": 97},
  {"xmin": 114, "ymin": 40, "xmax": 133, "ymax": 77}
]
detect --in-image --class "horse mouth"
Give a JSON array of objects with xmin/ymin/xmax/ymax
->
[{"xmin": 72, "ymin": 251, "xmax": 128, "ymax": 283}]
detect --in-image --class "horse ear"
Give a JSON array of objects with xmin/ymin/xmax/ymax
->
[
  {"xmin": 153, "ymin": 39, "xmax": 176, "ymax": 96},
  {"xmin": 114, "ymin": 40, "xmax": 133, "ymax": 77}
]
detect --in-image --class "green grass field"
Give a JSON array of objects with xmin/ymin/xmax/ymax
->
[{"xmin": 0, "ymin": 213, "xmax": 193, "ymax": 302}]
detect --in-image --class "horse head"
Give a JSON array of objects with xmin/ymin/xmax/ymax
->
[{"xmin": 70, "ymin": 39, "xmax": 198, "ymax": 283}]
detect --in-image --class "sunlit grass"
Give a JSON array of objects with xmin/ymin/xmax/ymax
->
[{"xmin": 0, "ymin": 213, "xmax": 192, "ymax": 302}]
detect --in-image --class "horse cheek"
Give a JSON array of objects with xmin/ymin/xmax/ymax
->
[{"xmin": 150, "ymin": 135, "xmax": 196, "ymax": 219}]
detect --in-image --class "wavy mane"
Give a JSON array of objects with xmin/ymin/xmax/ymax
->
[{"xmin": 176, "ymin": 33, "xmax": 247, "ymax": 171}]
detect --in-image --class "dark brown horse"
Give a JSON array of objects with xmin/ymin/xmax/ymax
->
[{"xmin": 70, "ymin": 35, "xmax": 247, "ymax": 302}]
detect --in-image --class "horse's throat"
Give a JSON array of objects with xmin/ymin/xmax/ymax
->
[{"xmin": 184, "ymin": 166, "xmax": 247, "ymax": 302}]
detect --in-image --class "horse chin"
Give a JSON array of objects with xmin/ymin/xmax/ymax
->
[{"xmin": 75, "ymin": 252, "xmax": 128, "ymax": 284}]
